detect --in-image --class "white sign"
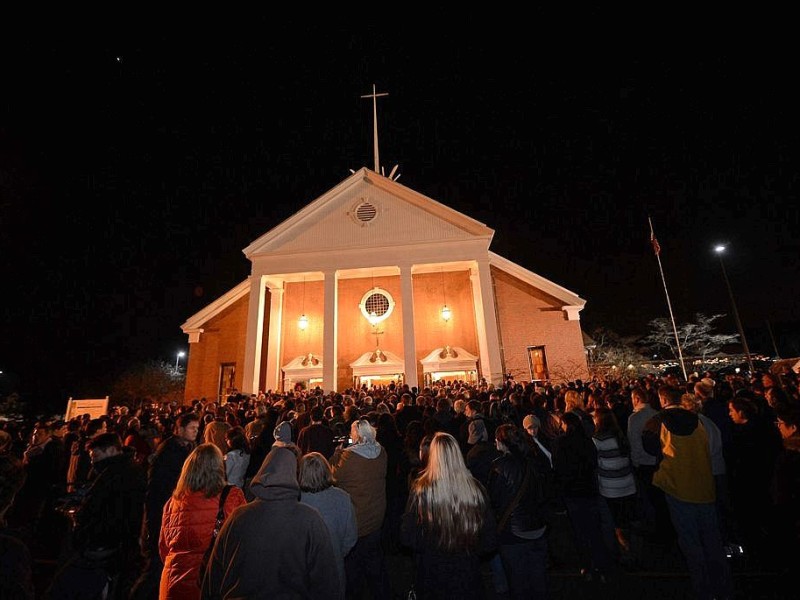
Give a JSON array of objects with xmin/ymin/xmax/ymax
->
[{"xmin": 64, "ymin": 396, "xmax": 110, "ymax": 421}]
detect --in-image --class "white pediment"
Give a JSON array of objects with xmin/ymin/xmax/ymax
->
[
  {"xmin": 282, "ymin": 354, "xmax": 324, "ymax": 380},
  {"xmin": 420, "ymin": 346, "xmax": 479, "ymax": 373},
  {"xmin": 349, "ymin": 348, "xmax": 405, "ymax": 377},
  {"xmin": 244, "ymin": 168, "xmax": 494, "ymax": 258}
]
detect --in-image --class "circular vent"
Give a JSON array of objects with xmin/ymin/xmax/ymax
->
[{"xmin": 354, "ymin": 201, "xmax": 377, "ymax": 223}]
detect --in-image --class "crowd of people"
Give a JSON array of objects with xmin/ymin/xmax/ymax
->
[{"xmin": 0, "ymin": 367, "xmax": 798, "ymax": 599}]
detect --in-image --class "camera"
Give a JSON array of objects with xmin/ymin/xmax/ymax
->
[{"xmin": 333, "ymin": 435, "xmax": 352, "ymax": 447}]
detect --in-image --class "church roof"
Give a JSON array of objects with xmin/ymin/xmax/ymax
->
[{"xmin": 181, "ymin": 169, "xmax": 586, "ymax": 332}]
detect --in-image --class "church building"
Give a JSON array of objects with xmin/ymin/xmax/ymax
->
[{"xmin": 180, "ymin": 167, "xmax": 589, "ymax": 402}]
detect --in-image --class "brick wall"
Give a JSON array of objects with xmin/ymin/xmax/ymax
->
[{"xmin": 492, "ymin": 267, "xmax": 589, "ymax": 383}]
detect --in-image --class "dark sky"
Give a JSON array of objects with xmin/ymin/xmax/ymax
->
[{"xmin": 2, "ymin": 25, "xmax": 799, "ymax": 404}]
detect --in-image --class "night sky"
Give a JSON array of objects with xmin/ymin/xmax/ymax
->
[{"xmin": 2, "ymin": 26, "xmax": 799, "ymax": 406}]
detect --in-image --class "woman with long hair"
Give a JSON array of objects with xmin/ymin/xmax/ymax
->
[
  {"xmin": 401, "ymin": 431, "xmax": 497, "ymax": 599},
  {"xmin": 158, "ymin": 443, "xmax": 246, "ymax": 600}
]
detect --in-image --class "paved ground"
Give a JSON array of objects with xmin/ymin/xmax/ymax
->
[
  {"xmin": 380, "ymin": 513, "xmax": 791, "ymax": 600},
  {"xmin": 32, "ymin": 512, "xmax": 790, "ymax": 599}
]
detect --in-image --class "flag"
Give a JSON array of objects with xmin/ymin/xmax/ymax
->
[
  {"xmin": 648, "ymin": 217, "xmax": 661, "ymax": 256},
  {"xmin": 651, "ymin": 231, "xmax": 661, "ymax": 256}
]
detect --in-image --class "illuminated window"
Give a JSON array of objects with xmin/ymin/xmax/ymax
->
[{"xmin": 359, "ymin": 287, "xmax": 395, "ymax": 325}]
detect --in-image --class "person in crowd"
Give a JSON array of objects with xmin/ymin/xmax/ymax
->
[
  {"xmin": 694, "ymin": 379, "xmax": 734, "ymax": 460},
  {"xmin": 642, "ymin": 385, "xmax": 732, "ymax": 600},
  {"xmin": 330, "ymin": 418, "xmax": 391, "ymax": 599},
  {"xmin": 375, "ymin": 411, "xmax": 404, "ymax": 554},
  {"xmin": 202, "ymin": 413, "xmax": 231, "ymax": 455},
  {"xmin": 0, "ymin": 454, "xmax": 34, "ymax": 599},
  {"xmin": 564, "ymin": 390, "xmax": 595, "ymax": 437},
  {"xmin": 242, "ymin": 404, "xmax": 278, "ymax": 492},
  {"xmin": 465, "ymin": 417, "xmax": 506, "ymax": 597},
  {"xmin": 394, "ymin": 392, "xmax": 423, "ymax": 436},
  {"xmin": 10, "ymin": 420, "xmax": 67, "ymax": 556},
  {"xmin": 551, "ymin": 411, "xmax": 613, "ymax": 583},
  {"xmin": 201, "ymin": 446, "xmax": 341, "ymax": 599},
  {"xmin": 272, "ymin": 420, "xmax": 295, "ymax": 450},
  {"xmin": 592, "ymin": 407, "xmax": 637, "ymax": 567},
  {"xmin": 522, "ymin": 414, "xmax": 553, "ymax": 467},
  {"xmin": 401, "ymin": 431, "xmax": 497, "ymax": 600},
  {"xmin": 297, "ymin": 406, "xmax": 336, "ymax": 459},
  {"xmin": 66, "ymin": 418, "xmax": 107, "ymax": 494},
  {"xmin": 770, "ymin": 404, "xmax": 800, "ymax": 576},
  {"xmin": 726, "ymin": 394, "xmax": 782, "ymax": 565},
  {"xmin": 131, "ymin": 413, "xmax": 200, "ymax": 600},
  {"xmin": 223, "ymin": 426, "xmax": 250, "ymax": 489},
  {"xmin": 46, "ymin": 432, "xmax": 146, "ymax": 600},
  {"xmin": 460, "ymin": 400, "xmax": 486, "ymax": 453},
  {"xmin": 299, "ymin": 452, "xmax": 358, "ymax": 599},
  {"xmin": 626, "ymin": 386, "xmax": 660, "ymax": 534},
  {"xmin": 123, "ymin": 417, "xmax": 153, "ymax": 467},
  {"xmin": 159, "ymin": 443, "xmax": 246, "ymax": 599},
  {"xmin": 488, "ymin": 424, "xmax": 551, "ymax": 599}
]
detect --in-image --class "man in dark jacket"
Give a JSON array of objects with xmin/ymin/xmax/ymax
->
[
  {"xmin": 201, "ymin": 446, "xmax": 341, "ymax": 599},
  {"xmin": 297, "ymin": 407, "xmax": 336, "ymax": 459},
  {"xmin": 46, "ymin": 433, "xmax": 146, "ymax": 599},
  {"xmin": 131, "ymin": 413, "xmax": 199, "ymax": 600}
]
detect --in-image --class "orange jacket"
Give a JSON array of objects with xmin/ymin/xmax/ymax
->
[{"xmin": 158, "ymin": 487, "xmax": 246, "ymax": 600}]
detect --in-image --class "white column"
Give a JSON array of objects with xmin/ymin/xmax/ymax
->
[
  {"xmin": 242, "ymin": 275, "xmax": 268, "ymax": 395},
  {"xmin": 470, "ymin": 261, "xmax": 504, "ymax": 386},
  {"xmin": 399, "ymin": 264, "xmax": 419, "ymax": 389},
  {"xmin": 264, "ymin": 283, "xmax": 285, "ymax": 393},
  {"xmin": 322, "ymin": 270, "xmax": 339, "ymax": 392}
]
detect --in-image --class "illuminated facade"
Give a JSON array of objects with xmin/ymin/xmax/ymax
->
[{"xmin": 181, "ymin": 168, "xmax": 588, "ymax": 401}]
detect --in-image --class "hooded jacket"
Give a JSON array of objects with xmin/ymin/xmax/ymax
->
[
  {"xmin": 331, "ymin": 442, "xmax": 387, "ymax": 537},
  {"xmin": 201, "ymin": 447, "xmax": 341, "ymax": 600}
]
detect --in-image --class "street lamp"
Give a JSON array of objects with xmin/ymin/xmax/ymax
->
[
  {"xmin": 714, "ymin": 245, "xmax": 754, "ymax": 373},
  {"xmin": 175, "ymin": 351, "xmax": 185, "ymax": 373}
]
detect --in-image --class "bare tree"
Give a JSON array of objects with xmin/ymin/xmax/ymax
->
[
  {"xmin": 588, "ymin": 327, "xmax": 646, "ymax": 369},
  {"xmin": 640, "ymin": 313, "xmax": 739, "ymax": 363}
]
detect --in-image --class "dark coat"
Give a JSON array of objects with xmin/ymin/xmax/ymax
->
[
  {"xmin": 552, "ymin": 429, "xmax": 599, "ymax": 498},
  {"xmin": 72, "ymin": 451, "xmax": 146, "ymax": 557},
  {"xmin": 143, "ymin": 436, "xmax": 193, "ymax": 550},
  {"xmin": 488, "ymin": 453, "xmax": 548, "ymax": 541},
  {"xmin": 401, "ymin": 488, "xmax": 496, "ymax": 600},
  {"xmin": 201, "ymin": 447, "xmax": 341, "ymax": 599}
]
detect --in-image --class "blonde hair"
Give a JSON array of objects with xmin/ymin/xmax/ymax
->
[
  {"xmin": 411, "ymin": 432, "xmax": 487, "ymax": 552},
  {"xmin": 680, "ymin": 393, "xmax": 701, "ymax": 413},
  {"xmin": 173, "ymin": 443, "xmax": 226, "ymax": 499},
  {"xmin": 564, "ymin": 390, "xmax": 585, "ymax": 411}
]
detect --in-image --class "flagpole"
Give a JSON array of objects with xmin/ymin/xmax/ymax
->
[{"xmin": 649, "ymin": 217, "xmax": 688, "ymax": 381}]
